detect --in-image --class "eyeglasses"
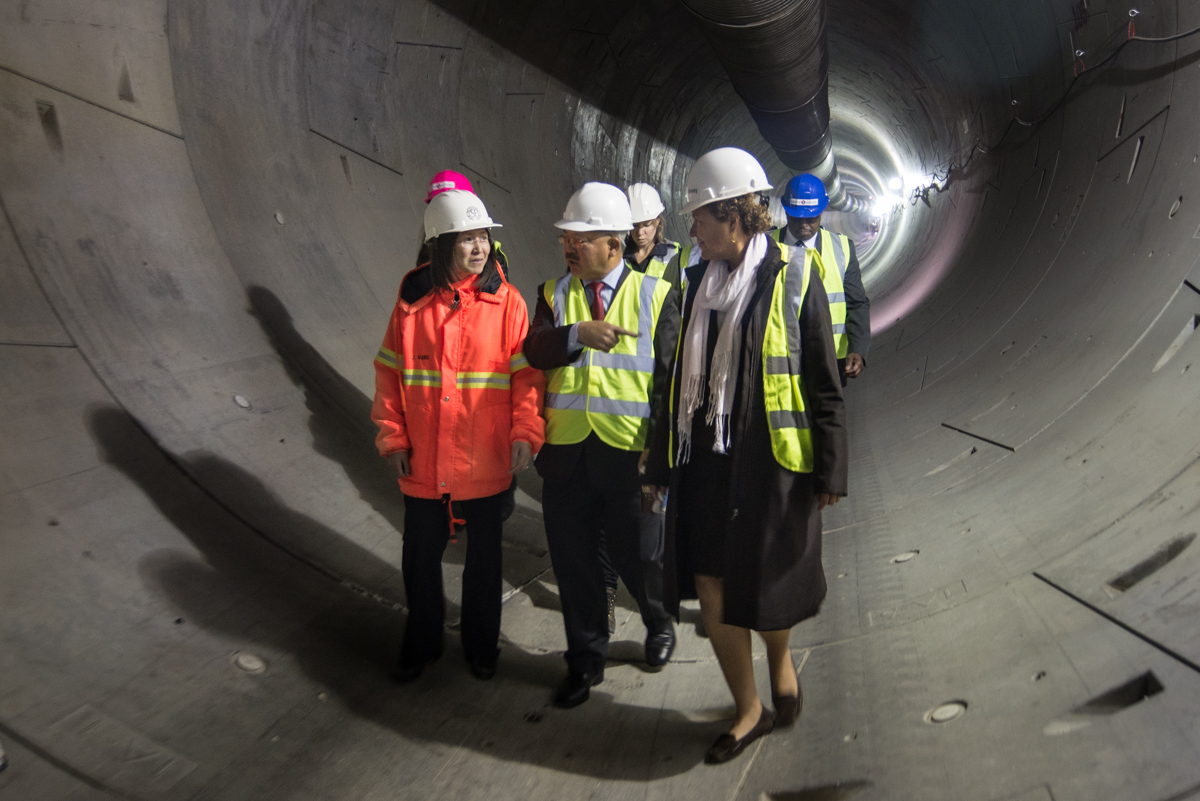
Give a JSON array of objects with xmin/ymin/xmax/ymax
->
[
  {"xmin": 455, "ymin": 234, "xmax": 490, "ymax": 248},
  {"xmin": 557, "ymin": 232, "xmax": 612, "ymax": 248}
]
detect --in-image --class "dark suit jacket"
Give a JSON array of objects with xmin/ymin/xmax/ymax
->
[{"xmin": 524, "ymin": 263, "xmax": 680, "ymax": 487}]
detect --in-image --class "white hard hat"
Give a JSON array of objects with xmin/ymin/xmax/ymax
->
[
  {"xmin": 681, "ymin": 147, "xmax": 773, "ymax": 214},
  {"xmin": 555, "ymin": 182, "xmax": 633, "ymax": 232},
  {"xmin": 423, "ymin": 190, "xmax": 501, "ymax": 240},
  {"xmin": 627, "ymin": 183, "xmax": 665, "ymax": 223}
]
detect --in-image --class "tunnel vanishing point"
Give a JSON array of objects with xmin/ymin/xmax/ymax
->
[{"xmin": 3, "ymin": 0, "xmax": 1200, "ymax": 799}]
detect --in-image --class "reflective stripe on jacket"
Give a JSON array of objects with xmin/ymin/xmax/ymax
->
[
  {"xmin": 542, "ymin": 270, "xmax": 672, "ymax": 451},
  {"xmin": 771, "ymin": 228, "xmax": 849, "ymax": 357},
  {"xmin": 669, "ymin": 246, "xmax": 820, "ymax": 472},
  {"xmin": 372, "ymin": 265, "xmax": 545, "ymax": 500}
]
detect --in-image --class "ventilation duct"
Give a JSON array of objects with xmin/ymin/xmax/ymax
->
[{"xmin": 678, "ymin": 0, "xmax": 865, "ymax": 212}]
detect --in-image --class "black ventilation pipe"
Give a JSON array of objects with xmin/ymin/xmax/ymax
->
[{"xmin": 679, "ymin": 0, "xmax": 864, "ymax": 212}]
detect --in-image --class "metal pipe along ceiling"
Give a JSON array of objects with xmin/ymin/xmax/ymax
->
[{"xmin": 678, "ymin": 0, "xmax": 863, "ymax": 211}]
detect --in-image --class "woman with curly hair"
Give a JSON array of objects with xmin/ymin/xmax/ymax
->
[{"xmin": 643, "ymin": 147, "xmax": 848, "ymax": 764}]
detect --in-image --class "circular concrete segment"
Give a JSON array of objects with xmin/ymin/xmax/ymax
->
[{"xmin": 3, "ymin": 1, "xmax": 1200, "ymax": 799}]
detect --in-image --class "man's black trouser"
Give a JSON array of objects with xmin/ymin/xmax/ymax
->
[
  {"xmin": 542, "ymin": 450, "xmax": 671, "ymax": 677},
  {"xmin": 400, "ymin": 491, "xmax": 504, "ymax": 668}
]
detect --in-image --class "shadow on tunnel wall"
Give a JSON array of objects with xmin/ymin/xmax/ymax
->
[
  {"xmin": 86, "ymin": 404, "xmax": 703, "ymax": 782},
  {"xmin": 423, "ymin": 0, "xmax": 719, "ymax": 147}
]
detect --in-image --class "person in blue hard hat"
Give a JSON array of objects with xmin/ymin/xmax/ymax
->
[{"xmin": 774, "ymin": 174, "xmax": 871, "ymax": 385}]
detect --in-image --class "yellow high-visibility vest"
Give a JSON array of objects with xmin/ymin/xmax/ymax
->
[
  {"xmin": 669, "ymin": 247, "xmax": 820, "ymax": 472},
  {"xmin": 632, "ymin": 241, "xmax": 679, "ymax": 280},
  {"xmin": 771, "ymin": 228, "xmax": 849, "ymax": 358},
  {"xmin": 543, "ymin": 268, "xmax": 672, "ymax": 451}
]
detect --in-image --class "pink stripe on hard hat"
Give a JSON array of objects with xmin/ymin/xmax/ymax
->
[{"xmin": 425, "ymin": 170, "xmax": 474, "ymax": 203}]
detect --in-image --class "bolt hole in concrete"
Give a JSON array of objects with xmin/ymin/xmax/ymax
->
[
  {"xmin": 523, "ymin": 711, "xmax": 544, "ymax": 724},
  {"xmin": 1044, "ymin": 672, "xmax": 1164, "ymax": 736},
  {"xmin": 1170, "ymin": 196, "xmax": 1183, "ymax": 218},
  {"xmin": 233, "ymin": 394, "xmax": 252, "ymax": 409},
  {"xmin": 233, "ymin": 652, "xmax": 267, "ymax": 674},
  {"xmin": 1154, "ymin": 315, "xmax": 1199, "ymax": 372},
  {"xmin": 1034, "ymin": 671, "xmax": 1047, "ymax": 681},
  {"xmin": 1104, "ymin": 532, "xmax": 1196, "ymax": 596},
  {"xmin": 890, "ymin": 550, "xmax": 919, "ymax": 564},
  {"xmin": 274, "ymin": 211, "xmax": 285, "ymax": 225},
  {"xmin": 924, "ymin": 701, "xmax": 967, "ymax": 724}
]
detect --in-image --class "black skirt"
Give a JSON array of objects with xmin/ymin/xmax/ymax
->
[{"xmin": 676, "ymin": 445, "xmax": 733, "ymax": 577}]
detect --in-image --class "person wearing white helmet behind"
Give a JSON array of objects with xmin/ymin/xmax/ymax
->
[
  {"xmin": 524, "ymin": 182, "xmax": 680, "ymax": 708},
  {"xmin": 372, "ymin": 190, "xmax": 545, "ymax": 684},
  {"xmin": 625, "ymin": 183, "xmax": 683, "ymax": 292},
  {"xmin": 642, "ymin": 147, "xmax": 848, "ymax": 764}
]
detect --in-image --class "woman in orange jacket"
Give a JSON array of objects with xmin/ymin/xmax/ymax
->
[{"xmin": 372, "ymin": 190, "xmax": 545, "ymax": 682}]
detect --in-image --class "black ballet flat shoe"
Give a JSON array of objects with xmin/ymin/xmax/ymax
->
[
  {"xmin": 704, "ymin": 707, "xmax": 774, "ymax": 765},
  {"xmin": 772, "ymin": 687, "xmax": 803, "ymax": 727},
  {"xmin": 553, "ymin": 670, "xmax": 604, "ymax": 709}
]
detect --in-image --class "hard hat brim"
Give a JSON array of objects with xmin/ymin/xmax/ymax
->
[
  {"xmin": 782, "ymin": 200, "xmax": 827, "ymax": 218},
  {"xmin": 554, "ymin": 219, "xmax": 632, "ymax": 233},
  {"xmin": 680, "ymin": 187, "xmax": 773, "ymax": 215}
]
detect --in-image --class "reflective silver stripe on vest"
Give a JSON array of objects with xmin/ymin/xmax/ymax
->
[
  {"xmin": 591, "ymin": 352, "xmax": 655, "ymax": 372},
  {"xmin": 636, "ymin": 274, "xmax": 659, "ymax": 359},
  {"xmin": 765, "ymin": 356, "xmax": 791, "ymax": 375},
  {"xmin": 826, "ymin": 292, "xmax": 846, "ymax": 303},
  {"xmin": 832, "ymin": 323, "xmax": 847, "ymax": 334},
  {"xmin": 782, "ymin": 257, "xmax": 805, "ymax": 375},
  {"xmin": 827, "ymin": 232, "xmax": 848, "ymax": 280},
  {"xmin": 545, "ymin": 392, "xmax": 651, "ymax": 418},
  {"xmin": 552, "ymin": 273, "xmax": 572, "ymax": 327},
  {"xmin": 769, "ymin": 409, "xmax": 810, "ymax": 430}
]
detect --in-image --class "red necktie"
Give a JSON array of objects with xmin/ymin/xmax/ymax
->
[{"xmin": 589, "ymin": 281, "xmax": 606, "ymax": 321}]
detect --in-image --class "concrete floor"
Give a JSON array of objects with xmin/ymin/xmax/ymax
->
[{"xmin": 5, "ymin": 0, "xmax": 1200, "ymax": 799}]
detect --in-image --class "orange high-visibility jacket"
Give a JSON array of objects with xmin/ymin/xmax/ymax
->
[{"xmin": 371, "ymin": 265, "xmax": 545, "ymax": 501}]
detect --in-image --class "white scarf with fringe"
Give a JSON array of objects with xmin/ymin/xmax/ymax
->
[{"xmin": 676, "ymin": 233, "xmax": 767, "ymax": 462}]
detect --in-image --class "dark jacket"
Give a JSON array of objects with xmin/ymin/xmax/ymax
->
[
  {"xmin": 524, "ymin": 263, "xmax": 680, "ymax": 488},
  {"xmin": 625, "ymin": 240, "xmax": 683, "ymax": 295},
  {"xmin": 650, "ymin": 238, "xmax": 848, "ymax": 630}
]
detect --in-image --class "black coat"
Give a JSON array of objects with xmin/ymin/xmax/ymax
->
[{"xmin": 649, "ymin": 239, "xmax": 848, "ymax": 630}]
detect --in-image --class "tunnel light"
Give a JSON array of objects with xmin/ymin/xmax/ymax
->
[
  {"xmin": 871, "ymin": 194, "xmax": 903, "ymax": 216},
  {"xmin": 887, "ymin": 176, "xmax": 903, "ymax": 191}
]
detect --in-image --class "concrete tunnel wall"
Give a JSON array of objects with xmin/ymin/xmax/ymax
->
[{"xmin": 4, "ymin": 0, "xmax": 1200, "ymax": 798}]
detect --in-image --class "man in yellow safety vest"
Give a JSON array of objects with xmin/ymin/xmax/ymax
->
[
  {"xmin": 524, "ymin": 182, "xmax": 680, "ymax": 709},
  {"xmin": 774, "ymin": 173, "xmax": 871, "ymax": 385}
]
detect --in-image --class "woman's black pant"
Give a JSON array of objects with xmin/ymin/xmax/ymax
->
[{"xmin": 400, "ymin": 491, "xmax": 504, "ymax": 668}]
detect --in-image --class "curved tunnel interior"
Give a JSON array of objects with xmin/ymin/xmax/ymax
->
[{"xmin": 4, "ymin": 0, "xmax": 1200, "ymax": 798}]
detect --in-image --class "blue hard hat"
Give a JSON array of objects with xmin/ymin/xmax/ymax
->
[{"xmin": 781, "ymin": 174, "xmax": 829, "ymax": 218}]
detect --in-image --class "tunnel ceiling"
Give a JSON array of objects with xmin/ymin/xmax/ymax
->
[{"xmin": 5, "ymin": 0, "xmax": 1200, "ymax": 798}]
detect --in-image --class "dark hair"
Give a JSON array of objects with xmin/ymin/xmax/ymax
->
[
  {"xmin": 708, "ymin": 194, "xmax": 774, "ymax": 235},
  {"xmin": 427, "ymin": 229, "xmax": 500, "ymax": 291}
]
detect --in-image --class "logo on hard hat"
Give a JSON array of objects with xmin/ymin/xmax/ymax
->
[
  {"xmin": 785, "ymin": 197, "xmax": 820, "ymax": 206},
  {"xmin": 431, "ymin": 180, "xmax": 455, "ymax": 191},
  {"xmin": 466, "ymin": 206, "xmax": 482, "ymax": 221}
]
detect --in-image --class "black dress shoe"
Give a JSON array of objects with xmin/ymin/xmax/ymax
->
[
  {"xmin": 644, "ymin": 629, "xmax": 676, "ymax": 669},
  {"xmin": 704, "ymin": 707, "xmax": 774, "ymax": 765},
  {"xmin": 553, "ymin": 670, "xmax": 604, "ymax": 709},
  {"xmin": 469, "ymin": 658, "xmax": 497, "ymax": 681},
  {"xmin": 772, "ymin": 686, "xmax": 802, "ymax": 727},
  {"xmin": 391, "ymin": 662, "xmax": 425, "ymax": 683}
]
